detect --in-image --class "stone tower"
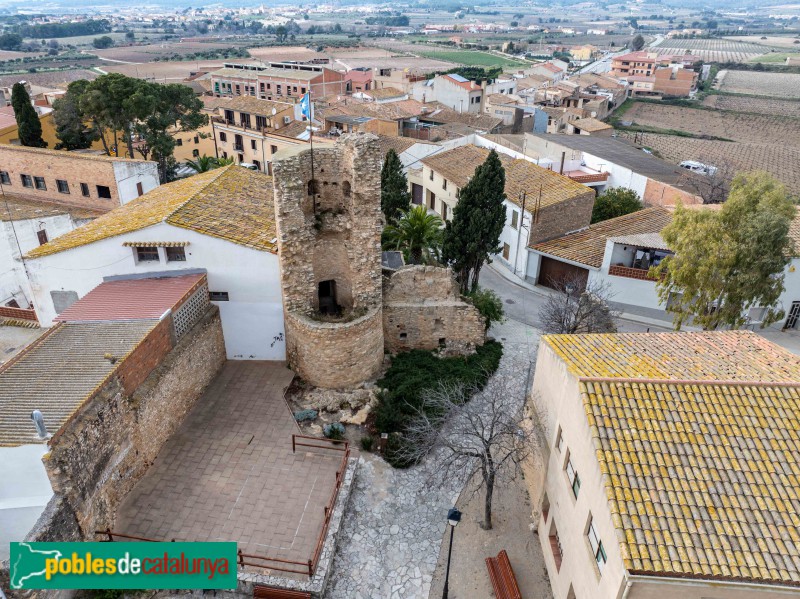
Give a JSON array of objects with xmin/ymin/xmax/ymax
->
[{"xmin": 272, "ymin": 134, "xmax": 384, "ymax": 389}]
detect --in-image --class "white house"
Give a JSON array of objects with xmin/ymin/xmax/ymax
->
[
  {"xmin": 0, "ymin": 198, "xmax": 100, "ymax": 310},
  {"xmin": 527, "ymin": 205, "xmax": 800, "ymax": 330},
  {"xmin": 25, "ymin": 166, "xmax": 286, "ymax": 360},
  {"xmin": 411, "ymin": 74, "xmax": 484, "ymax": 113}
]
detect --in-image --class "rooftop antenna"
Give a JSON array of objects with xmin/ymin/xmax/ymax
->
[{"xmin": 31, "ymin": 410, "xmax": 48, "ymax": 439}]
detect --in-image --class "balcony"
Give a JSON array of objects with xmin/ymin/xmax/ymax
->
[
  {"xmin": 609, "ymin": 265, "xmax": 658, "ymax": 281},
  {"xmin": 566, "ymin": 171, "xmax": 609, "ymax": 184}
]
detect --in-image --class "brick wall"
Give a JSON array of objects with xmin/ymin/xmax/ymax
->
[
  {"xmin": 42, "ymin": 306, "xmax": 226, "ymax": 537},
  {"xmin": 529, "ymin": 190, "xmax": 595, "ymax": 245},
  {"xmin": 643, "ymin": 179, "xmax": 702, "ymax": 207},
  {"xmin": 116, "ymin": 316, "xmax": 175, "ymax": 396},
  {"xmin": 383, "ymin": 266, "xmax": 485, "ymax": 354},
  {"xmin": 0, "ymin": 305, "xmax": 37, "ymax": 321},
  {"xmin": 0, "ymin": 146, "xmax": 138, "ymax": 211}
]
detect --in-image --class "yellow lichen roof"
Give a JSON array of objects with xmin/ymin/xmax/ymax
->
[
  {"xmin": 26, "ymin": 166, "xmax": 276, "ymax": 258},
  {"xmin": 421, "ymin": 145, "xmax": 590, "ymax": 209},
  {"xmin": 530, "ymin": 206, "xmax": 674, "ymax": 267},
  {"xmin": 545, "ymin": 331, "xmax": 800, "ymax": 586}
]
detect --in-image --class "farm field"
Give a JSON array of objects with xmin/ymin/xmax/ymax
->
[
  {"xmin": 623, "ymin": 102, "xmax": 800, "ymax": 147},
  {"xmin": 652, "ymin": 38, "xmax": 780, "ymax": 62},
  {"xmin": 723, "ymin": 35, "xmax": 800, "ymax": 49},
  {"xmin": 716, "ymin": 69, "xmax": 800, "ymax": 98},
  {"xmin": 411, "ymin": 48, "xmax": 527, "ymax": 67},
  {"xmin": 92, "ymin": 41, "xmax": 244, "ymax": 63},
  {"xmin": 331, "ymin": 44, "xmax": 454, "ymax": 71},
  {"xmin": 29, "ymin": 32, "xmax": 131, "ymax": 47},
  {"xmin": 103, "ymin": 59, "xmax": 259, "ymax": 82},
  {"xmin": 0, "ymin": 68, "xmax": 99, "ymax": 88},
  {"xmin": 703, "ymin": 94, "xmax": 800, "ymax": 118},
  {"xmin": 750, "ymin": 52, "xmax": 800, "ymax": 63},
  {"xmin": 619, "ymin": 131, "xmax": 800, "ymax": 197},
  {"xmin": 247, "ymin": 45, "xmax": 322, "ymax": 62}
]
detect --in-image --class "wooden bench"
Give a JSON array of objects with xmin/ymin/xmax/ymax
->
[
  {"xmin": 485, "ymin": 550, "xmax": 522, "ymax": 599},
  {"xmin": 253, "ymin": 586, "xmax": 311, "ymax": 599}
]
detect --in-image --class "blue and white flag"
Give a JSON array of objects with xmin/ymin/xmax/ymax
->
[{"xmin": 300, "ymin": 92, "xmax": 313, "ymax": 121}]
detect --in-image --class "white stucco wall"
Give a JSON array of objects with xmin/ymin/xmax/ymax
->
[
  {"xmin": 0, "ymin": 214, "xmax": 85, "ymax": 308},
  {"xmin": 112, "ymin": 162, "xmax": 160, "ymax": 205},
  {"xmin": 496, "ymin": 200, "xmax": 532, "ymax": 278},
  {"xmin": 26, "ymin": 223, "xmax": 285, "ymax": 360},
  {"xmin": 0, "ymin": 444, "xmax": 52, "ymax": 560}
]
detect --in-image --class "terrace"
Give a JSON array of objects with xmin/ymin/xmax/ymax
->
[
  {"xmin": 111, "ymin": 362, "xmax": 354, "ymax": 584},
  {"xmin": 606, "ymin": 233, "xmax": 672, "ymax": 280}
]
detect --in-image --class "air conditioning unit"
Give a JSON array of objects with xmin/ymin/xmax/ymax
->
[{"xmin": 283, "ymin": 116, "xmax": 291, "ymax": 125}]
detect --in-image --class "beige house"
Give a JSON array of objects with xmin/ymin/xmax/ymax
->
[
  {"xmin": 530, "ymin": 330, "xmax": 800, "ymax": 599},
  {"xmin": 210, "ymin": 95, "xmax": 322, "ymax": 174}
]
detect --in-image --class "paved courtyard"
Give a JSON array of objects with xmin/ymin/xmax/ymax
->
[{"xmin": 115, "ymin": 362, "xmax": 343, "ymax": 571}]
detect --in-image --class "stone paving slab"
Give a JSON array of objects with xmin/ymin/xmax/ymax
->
[{"xmin": 115, "ymin": 361, "xmax": 343, "ymax": 567}]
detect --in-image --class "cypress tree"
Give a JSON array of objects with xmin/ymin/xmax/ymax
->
[
  {"xmin": 380, "ymin": 149, "xmax": 411, "ymax": 226},
  {"xmin": 442, "ymin": 149, "xmax": 506, "ymax": 294},
  {"xmin": 12, "ymin": 83, "xmax": 46, "ymax": 148}
]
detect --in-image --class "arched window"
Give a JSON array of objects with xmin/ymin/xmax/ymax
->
[
  {"xmin": 307, "ymin": 179, "xmax": 319, "ymax": 196},
  {"xmin": 342, "ymin": 180, "xmax": 352, "ymax": 197}
]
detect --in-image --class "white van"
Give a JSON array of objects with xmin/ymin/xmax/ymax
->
[{"xmin": 679, "ymin": 160, "xmax": 718, "ymax": 176}]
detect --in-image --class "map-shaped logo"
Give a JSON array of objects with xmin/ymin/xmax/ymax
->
[{"xmin": 10, "ymin": 542, "xmax": 62, "ymax": 589}]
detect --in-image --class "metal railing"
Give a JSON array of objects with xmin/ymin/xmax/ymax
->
[{"xmin": 96, "ymin": 435, "xmax": 351, "ymax": 580}]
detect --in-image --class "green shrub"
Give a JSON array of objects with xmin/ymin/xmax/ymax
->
[
  {"xmin": 360, "ymin": 435, "xmax": 374, "ymax": 451},
  {"xmin": 294, "ymin": 409, "xmax": 318, "ymax": 422},
  {"xmin": 323, "ymin": 422, "xmax": 345, "ymax": 440},
  {"xmin": 384, "ymin": 432, "xmax": 415, "ymax": 469},
  {"xmin": 375, "ymin": 341, "xmax": 502, "ymax": 434},
  {"xmin": 467, "ymin": 287, "xmax": 505, "ymax": 330}
]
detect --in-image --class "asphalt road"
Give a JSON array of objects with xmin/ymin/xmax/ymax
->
[{"xmin": 478, "ymin": 264, "xmax": 669, "ymax": 333}]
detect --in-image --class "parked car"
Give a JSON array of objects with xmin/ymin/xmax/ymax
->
[{"xmin": 679, "ymin": 160, "xmax": 718, "ymax": 176}]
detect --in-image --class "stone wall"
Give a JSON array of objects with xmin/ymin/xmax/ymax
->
[
  {"xmin": 42, "ymin": 306, "xmax": 226, "ymax": 538},
  {"xmin": 383, "ymin": 266, "xmax": 486, "ymax": 354},
  {"xmin": 528, "ymin": 190, "xmax": 596, "ymax": 245},
  {"xmin": 273, "ymin": 134, "xmax": 384, "ymax": 388},
  {"xmin": 285, "ymin": 307, "xmax": 384, "ymax": 389}
]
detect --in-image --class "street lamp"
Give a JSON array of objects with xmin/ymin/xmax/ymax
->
[{"xmin": 442, "ymin": 507, "xmax": 462, "ymax": 599}]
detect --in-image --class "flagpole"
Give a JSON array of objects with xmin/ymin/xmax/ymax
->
[{"xmin": 310, "ymin": 102, "xmax": 316, "ymax": 215}]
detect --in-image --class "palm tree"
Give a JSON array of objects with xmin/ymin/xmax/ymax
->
[
  {"xmin": 186, "ymin": 155, "xmax": 219, "ymax": 173},
  {"xmin": 382, "ymin": 205, "xmax": 444, "ymax": 265},
  {"xmin": 215, "ymin": 156, "xmax": 235, "ymax": 167}
]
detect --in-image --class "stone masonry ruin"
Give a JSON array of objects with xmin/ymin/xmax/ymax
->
[
  {"xmin": 273, "ymin": 134, "xmax": 385, "ymax": 389},
  {"xmin": 272, "ymin": 134, "xmax": 487, "ymax": 390}
]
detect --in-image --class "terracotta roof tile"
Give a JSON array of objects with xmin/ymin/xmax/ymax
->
[
  {"xmin": 26, "ymin": 166, "xmax": 276, "ymax": 259},
  {"xmin": 544, "ymin": 331, "xmax": 800, "ymax": 587},
  {"xmin": 530, "ymin": 206, "xmax": 673, "ymax": 267},
  {"xmin": 421, "ymin": 145, "xmax": 591, "ymax": 210},
  {"xmin": 54, "ymin": 274, "xmax": 206, "ymax": 322}
]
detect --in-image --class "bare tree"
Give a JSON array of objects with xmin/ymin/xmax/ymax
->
[
  {"xmin": 678, "ymin": 161, "xmax": 735, "ymax": 205},
  {"xmin": 396, "ymin": 372, "xmax": 542, "ymax": 530},
  {"xmin": 538, "ymin": 273, "xmax": 620, "ymax": 334}
]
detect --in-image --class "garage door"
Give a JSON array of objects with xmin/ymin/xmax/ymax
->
[{"xmin": 538, "ymin": 257, "xmax": 589, "ymax": 290}]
